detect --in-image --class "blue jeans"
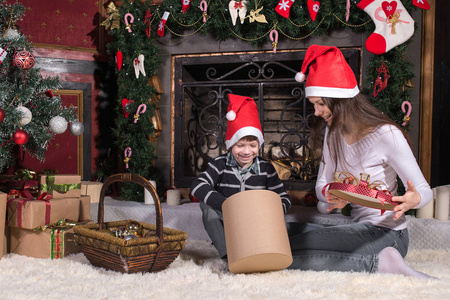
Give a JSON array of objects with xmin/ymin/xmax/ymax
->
[
  {"xmin": 199, "ymin": 201, "xmax": 228, "ymax": 259},
  {"xmin": 286, "ymin": 222, "xmax": 409, "ymax": 273}
]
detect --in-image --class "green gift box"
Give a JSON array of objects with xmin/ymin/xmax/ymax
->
[{"xmin": 38, "ymin": 174, "xmax": 81, "ymax": 199}]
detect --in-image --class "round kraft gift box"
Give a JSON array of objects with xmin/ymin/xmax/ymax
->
[{"xmin": 222, "ymin": 190, "xmax": 293, "ymax": 274}]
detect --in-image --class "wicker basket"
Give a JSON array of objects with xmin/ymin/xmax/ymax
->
[{"xmin": 73, "ymin": 173, "xmax": 187, "ymax": 273}]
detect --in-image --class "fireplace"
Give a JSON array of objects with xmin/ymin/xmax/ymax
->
[{"xmin": 172, "ymin": 49, "xmax": 361, "ymax": 191}]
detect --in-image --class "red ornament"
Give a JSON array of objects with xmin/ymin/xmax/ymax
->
[
  {"xmin": 303, "ymin": 193, "xmax": 318, "ymax": 207},
  {"xmin": 13, "ymin": 50, "xmax": 35, "ymax": 70},
  {"xmin": 307, "ymin": 0, "xmax": 320, "ymax": 22},
  {"xmin": 0, "ymin": 108, "xmax": 5, "ymax": 122},
  {"xmin": 116, "ymin": 50, "xmax": 123, "ymax": 71},
  {"xmin": 373, "ymin": 62, "xmax": 390, "ymax": 98},
  {"xmin": 13, "ymin": 129, "xmax": 29, "ymax": 145},
  {"xmin": 121, "ymin": 98, "xmax": 134, "ymax": 118}
]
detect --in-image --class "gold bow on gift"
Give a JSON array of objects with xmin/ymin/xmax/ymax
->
[{"xmin": 101, "ymin": 2, "xmax": 120, "ymax": 30}]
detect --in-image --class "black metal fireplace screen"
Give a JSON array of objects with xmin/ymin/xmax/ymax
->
[{"xmin": 173, "ymin": 49, "xmax": 361, "ymax": 190}]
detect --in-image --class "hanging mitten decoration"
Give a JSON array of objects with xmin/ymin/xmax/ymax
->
[
  {"xmin": 124, "ymin": 13, "xmax": 134, "ymax": 33},
  {"xmin": 372, "ymin": 61, "xmax": 390, "ymax": 98},
  {"xmin": 307, "ymin": 0, "xmax": 320, "ymax": 22},
  {"xmin": 200, "ymin": 0, "xmax": 208, "ymax": 22},
  {"xmin": 144, "ymin": 8, "xmax": 153, "ymax": 38},
  {"xmin": 0, "ymin": 47, "xmax": 8, "ymax": 64},
  {"xmin": 412, "ymin": 0, "xmax": 430, "ymax": 10},
  {"xmin": 182, "ymin": 0, "xmax": 192, "ymax": 13},
  {"xmin": 122, "ymin": 98, "xmax": 134, "ymax": 118},
  {"xmin": 157, "ymin": 11, "xmax": 170, "ymax": 37},
  {"xmin": 357, "ymin": 0, "xmax": 414, "ymax": 55},
  {"xmin": 275, "ymin": 0, "xmax": 295, "ymax": 18},
  {"xmin": 229, "ymin": 1, "xmax": 247, "ymax": 26},
  {"xmin": 134, "ymin": 54, "xmax": 146, "ymax": 79},
  {"xmin": 116, "ymin": 50, "xmax": 123, "ymax": 71}
]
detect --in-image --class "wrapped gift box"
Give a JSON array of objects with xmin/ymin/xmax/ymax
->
[
  {"xmin": 7, "ymin": 197, "xmax": 81, "ymax": 229},
  {"xmin": 38, "ymin": 174, "xmax": 81, "ymax": 199},
  {"xmin": 81, "ymin": 181, "xmax": 103, "ymax": 204},
  {"xmin": 0, "ymin": 192, "xmax": 6, "ymax": 258},
  {"xmin": 9, "ymin": 226, "xmax": 80, "ymax": 259},
  {"xmin": 79, "ymin": 195, "xmax": 91, "ymax": 221}
]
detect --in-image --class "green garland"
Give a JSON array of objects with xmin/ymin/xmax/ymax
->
[{"xmin": 106, "ymin": 0, "xmax": 416, "ymax": 200}]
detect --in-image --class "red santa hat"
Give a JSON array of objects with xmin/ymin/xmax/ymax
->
[
  {"xmin": 225, "ymin": 94, "xmax": 264, "ymax": 150},
  {"xmin": 295, "ymin": 45, "xmax": 359, "ymax": 98}
]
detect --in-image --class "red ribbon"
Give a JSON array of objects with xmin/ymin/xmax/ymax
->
[
  {"xmin": 7, "ymin": 189, "xmax": 52, "ymax": 228},
  {"xmin": 234, "ymin": 1, "xmax": 243, "ymax": 9}
]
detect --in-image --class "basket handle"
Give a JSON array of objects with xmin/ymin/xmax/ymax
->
[{"xmin": 97, "ymin": 173, "xmax": 163, "ymax": 244}]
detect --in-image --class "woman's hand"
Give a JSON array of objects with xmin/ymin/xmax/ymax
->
[
  {"xmin": 391, "ymin": 180, "xmax": 421, "ymax": 221},
  {"xmin": 326, "ymin": 193, "xmax": 348, "ymax": 211}
]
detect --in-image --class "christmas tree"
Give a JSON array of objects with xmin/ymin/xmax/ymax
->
[{"xmin": 0, "ymin": 1, "xmax": 79, "ymax": 173}]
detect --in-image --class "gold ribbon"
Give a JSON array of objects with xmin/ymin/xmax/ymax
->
[
  {"xmin": 387, "ymin": 12, "xmax": 400, "ymax": 34},
  {"xmin": 101, "ymin": 2, "xmax": 120, "ymax": 30}
]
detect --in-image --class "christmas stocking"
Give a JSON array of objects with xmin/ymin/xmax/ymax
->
[
  {"xmin": 357, "ymin": 0, "xmax": 414, "ymax": 55},
  {"xmin": 275, "ymin": 0, "xmax": 295, "ymax": 18},
  {"xmin": 413, "ymin": 0, "xmax": 430, "ymax": 10},
  {"xmin": 157, "ymin": 11, "xmax": 170, "ymax": 37},
  {"xmin": 182, "ymin": 0, "xmax": 192, "ymax": 14}
]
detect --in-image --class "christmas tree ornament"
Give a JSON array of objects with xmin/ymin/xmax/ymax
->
[
  {"xmin": 16, "ymin": 105, "xmax": 32, "ymax": 126},
  {"xmin": 229, "ymin": 1, "xmax": 247, "ymax": 26},
  {"xmin": 270, "ymin": 29, "xmax": 278, "ymax": 53},
  {"xmin": 124, "ymin": 13, "xmax": 134, "ymax": 33},
  {"xmin": 275, "ymin": 0, "xmax": 295, "ymax": 19},
  {"xmin": 13, "ymin": 50, "xmax": 35, "ymax": 70},
  {"xmin": 3, "ymin": 28, "xmax": 20, "ymax": 40},
  {"xmin": 115, "ymin": 50, "xmax": 123, "ymax": 71},
  {"xmin": 401, "ymin": 101, "xmax": 412, "ymax": 126},
  {"xmin": 248, "ymin": 6, "xmax": 267, "ymax": 24},
  {"xmin": 0, "ymin": 108, "xmax": 5, "ymax": 122},
  {"xmin": 157, "ymin": 11, "xmax": 170, "ymax": 37},
  {"xmin": 0, "ymin": 47, "xmax": 8, "ymax": 64},
  {"xmin": 144, "ymin": 8, "xmax": 153, "ymax": 38},
  {"xmin": 45, "ymin": 90, "xmax": 54, "ymax": 98},
  {"xmin": 133, "ymin": 54, "xmax": 146, "ymax": 79},
  {"xmin": 200, "ymin": 0, "xmax": 208, "ymax": 22},
  {"xmin": 13, "ymin": 128, "xmax": 29, "ymax": 145},
  {"xmin": 317, "ymin": 201, "xmax": 332, "ymax": 214},
  {"xmin": 182, "ymin": 0, "xmax": 192, "ymax": 13},
  {"xmin": 49, "ymin": 116, "xmax": 68, "ymax": 134},
  {"xmin": 134, "ymin": 104, "xmax": 147, "ymax": 123},
  {"xmin": 372, "ymin": 61, "xmax": 390, "ymax": 98},
  {"xmin": 124, "ymin": 147, "xmax": 132, "ymax": 169},
  {"xmin": 101, "ymin": 2, "xmax": 120, "ymax": 30},
  {"xmin": 69, "ymin": 121, "xmax": 84, "ymax": 136},
  {"xmin": 357, "ymin": 0, "xmax": 414, "ymax": 55},
  {"xmin": 413, "ymin": 0, "xmax": 430, "ymax": 10},
  {"xmin": 121, "ymin": 98, "xmax": 134, "ymax": 118},
  {"xmin": 307, "ymin": 0, "xmax": 320, "ymax": 22}
]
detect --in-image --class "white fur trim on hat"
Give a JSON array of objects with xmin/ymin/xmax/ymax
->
[
  {"xmin": 295, "ymin": 72, "xmax": 306, "ymax": 82},
  {"xmin": 225, "ymin": 126, "xmax": 264, "ymax": 150},
  {"xmin": 305, "ymin": 85, "xmax": 360, "ymax": 98},
  {"xmin": 226, "ymin": 110, "xmax": 236, "ymax": 121}
]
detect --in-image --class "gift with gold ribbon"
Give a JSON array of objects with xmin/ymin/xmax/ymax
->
[
  {"xmin": 323, "ymin": 172, "xmax": 398, "ymax": 215},
  {"xmin": 9, "ymin": 219, "xmax": 88, "ymax": 259},
  {"xmin": 38, "ymin": 174, "xmax": 81, "ymax": 199}
]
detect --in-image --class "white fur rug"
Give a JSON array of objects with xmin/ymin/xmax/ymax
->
[{"xmin": 0, "ymin": 240, "xmax": 448, "ymax": 300}]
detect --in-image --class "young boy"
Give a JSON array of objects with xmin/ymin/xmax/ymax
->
[{"xmin": 189, "ymin": 94, "xmax": 291, "ymax": 259}]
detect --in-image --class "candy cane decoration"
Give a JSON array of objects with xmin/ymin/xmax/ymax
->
[
  {"xmin": 124, "ymin": 13, "xmax": 134, "ymax": 33},
  {"xmin": 134, "ymin": 104, "xmax": 147, "ymax": 123},
  {"xmin": 270, "ymin": 29, "xmax": 278, "ymax": 53},
  {"xmin": 401, "ymin": 101, "xmax": 412, "ymax": 126},
  {"xmin": 124, "ymin": 147, "xmax": 132, "ymax": 169},
  {"xmin": 346, "ymin": 0, "xmax": 350, "ymax": 22},
  {"xmin": 200, "ymin": 0, "xmax": 208, "ymax": 22}
]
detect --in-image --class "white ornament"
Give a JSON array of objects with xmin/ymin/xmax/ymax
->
[
  {"xmin": 69, "ymin": 121, "xmax": 84, "ymax": 136},
  {"xmin": 49, "ymin": 116, "xmax": 68, "ymax": 134},
  {"xmin": 317, "ymin": 201, "xmax": 332, "ymax": 214},
  {"xmin": 16, "ymin": 105, "xmax": 32, "ymax": 126},
  {"xmin": 3, "ymin": 28, "xmax": 20, "ymax": 40},
  {"xmin": 229, "ymin": 0, "xmax": 247, "ymax": 26}
]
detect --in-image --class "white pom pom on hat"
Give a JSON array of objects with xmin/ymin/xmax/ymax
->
[
  {"xmin": 225, "ymin": 94, "xmax": 264, "ymax": 150},
  {"xmin": 296, "ymin": 45, "xmax": 359, "ymax": 98}
]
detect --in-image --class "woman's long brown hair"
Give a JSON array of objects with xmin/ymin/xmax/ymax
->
[{"xmin": 309, "ymin": 93, "xmax": 410, "ymax": 171}]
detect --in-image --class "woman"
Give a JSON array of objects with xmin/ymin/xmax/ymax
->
[{"xmin": 287, "ymin": 45, "xmax": 435, "ymax": 279}]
